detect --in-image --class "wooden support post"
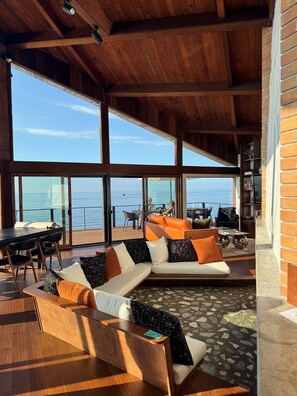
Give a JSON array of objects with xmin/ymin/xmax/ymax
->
[
  {"xmin": 100, "ymin": 103, "xmax": 110, "ymax": 164},
  {"xmin": 0, "ymin": 45, "xmax": 13, "ymax": 228}
]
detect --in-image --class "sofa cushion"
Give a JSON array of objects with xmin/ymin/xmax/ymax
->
[
  {"xmin": 168, "ymin": 239, "xmax": 197, "ymax": 262},
  {"xmin": 57, "ymin": 279, "xmax": 96, "ymax": 309},
  {"xmin": 93, "ymin": 290, "xmax": 132, "ymax": 321},
  {"xmin": 165, "ymin": 217, "xmax": 192, "ymax": 230},
  {"xmin": 94, "ymin": 263, "xmax": 151, "ymax": 296},
  {"xmin": 150, "ymin": 261, "xmax": 230, "ymax": 275},
  {"xmin": 44, "ymin": 269, "xmax": 62, "ymax": 295},
  {"xmin": 131, "ymin": 300, "xmax": 193, "ymax": 365},
  {"xmin": 80, "ymin": 255, "xmax": 106, "ymax": 289},
  {"xmin": 192, "ymin": 218, "xmax": 211, "ymax": 229},
  {"xmin": 173, "ymin": 336, "xmax": 207, "ymax": 385},
  {"xmin": 98, "ymin": 247, "xmax": 121, "ymax": 282},
  {"xmin": 146, "ymin": 236, "xmax": 169, "ymax": 265},
  {"xmin": 191, "ymin": 236, "xmax": 223, "ymax": 264},
  {"xmin": 147, "ymin": 214, "xmax": 166, "ymax": 225},
  {"xmin": 56, "ymin": 262, "xmax": 91, "ymax": 289},
  {"xmin": 114, "ymin": 242, "xmax": 135, "ymax": 272},
  {"xmin": 124, "ymin": 239, "xmax": 151, "ymax": 263}
]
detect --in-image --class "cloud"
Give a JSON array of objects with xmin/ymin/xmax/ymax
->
[
  {"xmin": 53, "ymin": 101, "xmax": 99, "ymax": 116},
  {"xmin": 110, "ymin": 134, "xmax": 171, "ymax": 147},
  {"xmin": 23, "ymin": 128, "xmax": 98, "ymax": 139}
]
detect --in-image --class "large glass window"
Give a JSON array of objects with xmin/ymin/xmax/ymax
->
[
  {"xmin": 183, "ymin": 143, "xmax": 230, "ymax": 167},
  {"xmin": 109, "ymin": 111, "xmax": 175, "ymax": 165},
  {"xmin": 11, "ymin": 67, "xmax": 101, "ymax": 163}
]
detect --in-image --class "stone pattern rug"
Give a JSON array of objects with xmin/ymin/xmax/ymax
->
[{"xmin": 128, "ymin": 285, "xmax": 257, "ymax": 393}]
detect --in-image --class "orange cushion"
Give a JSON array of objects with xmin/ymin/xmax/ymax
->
[
  {"xmin": 57, "ymin": 280, "xmax": 96, "ymax": 309},
  {"xmin": 97, "ymin": 247, "xmax": 121, "ymax": 282},
  {"xmin": 191, "ymin": 236, "xmax": 223, "ymax": 264},
  {"xmin": 165, "ymin": 217, "xmax": 192, "ymax": 230},
  {"xmin": 148, "ymin": 214, "xmax": 166, "ymax": 225}
]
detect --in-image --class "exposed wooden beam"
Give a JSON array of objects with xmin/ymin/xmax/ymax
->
[
  {"xmin": 180, "ymin": 122, "xmax": 261, "ymax": 136},
  {"xmin": 30, "ymin": 0, "xmax": 66, "ymax": 37},
  {"xmin": 106, "ymin": 82, "xmax": 261, "ymax": 98},
  {"xmin": 216, "ymin": 0, "xmax": 226, "ymax": 19},
  {"xmin": 28, "ymin": 1, "xmax": 104, "ymax": 88},
  {"xmin": 71, "ymin": 0, "xmax": 112, "ymax": 36},
  {"xmin": 6, "ymin": 5, "xmax": 269, "ymax": 50},
  {"xmin": 6, "ymin": 28, "xmax": 93, "ymax": 49},
  {"xmin": 109, "ymin": 6, "xmax": 269, "ymax": 40}
]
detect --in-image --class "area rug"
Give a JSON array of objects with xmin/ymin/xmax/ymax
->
[
  {"xmin": 128, "ymin": 285, "xmax": 257, "ymax": 393},
  {"xmin": 222, "ymin": 238, "xmax": 255, "ymax": 258}
]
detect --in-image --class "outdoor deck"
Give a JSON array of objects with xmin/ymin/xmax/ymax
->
[{"xmin": 71, "ymin": 227, "xmax": 143, "ymax": 245}]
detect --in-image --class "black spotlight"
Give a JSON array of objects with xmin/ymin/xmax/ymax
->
[
  {"xmin": 62, "ymin": 0, "xmax": 76, "ymax": 16},
  {"xmin": 92, "ymin": 25, "xmax": 103, "ymax": 45}
]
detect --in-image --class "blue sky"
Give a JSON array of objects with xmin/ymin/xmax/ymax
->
[{"xmin": 11, "ymin": 67, "xmax": 227, "ymax": 168}]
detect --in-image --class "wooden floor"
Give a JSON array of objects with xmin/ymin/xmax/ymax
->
[{"xmin": 0, "ymin": 251, "xmax": 256, "ymax": 396}]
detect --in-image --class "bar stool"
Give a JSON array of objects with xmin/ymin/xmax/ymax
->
[
  {"xmin": 32, "ymin": 231, "xmax": 63, "ymax": 271},
  {"xmin": 0, "ymin": 238, "xmax": 37, "ymax": 292}
]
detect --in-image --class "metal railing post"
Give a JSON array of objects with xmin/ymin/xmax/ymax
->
[{"xmin": 112, "ymin": 206, "xmax": 116, "ymax": 227}]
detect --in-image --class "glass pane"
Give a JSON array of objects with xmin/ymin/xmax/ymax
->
[
  {"xmin": 11, "ymin": 67, "xmax": 101, "ymax": 163},
  {"xmin": 71, "ymin": 178, "xmax": 104, "ymax": 245},
  {"xmin": 111, "ymin": 178, "xmax": 143, "ymax": 241},
  {"xmin": 109, "ymin": 111, "xmax": 174, "ymax": 165},
  {"xmin": 183, "ymin": 144, "xmax": 231, "ymax": 167},
  {"xmin": 15, "ymin": 176, "xmax": 69, "ymax": 245},
  {"xmin": 147, "ymin": 178, "xmax": 176, "ymax": 216},
  {"xmin": 186, "ymin": 177, "xmax": 234, "ymax": 223}
]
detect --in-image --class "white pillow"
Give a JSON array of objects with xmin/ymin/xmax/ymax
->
[
  {"xmin": 56, "ymin": 262, "xmax": 91, "ymax": 289},
  {"xmin": 113, "ymin": 242, "xmax": 135, "ymax": 272},
  {"xmin": 146, "ymin": 236, "xmax": 169, "ymax": 265},
  {"xmin": 93, "ymin": 290, "xmax": 132, "ymax": 321}
]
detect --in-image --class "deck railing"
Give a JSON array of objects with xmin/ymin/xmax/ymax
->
[{"xmin": 16, "ymin": 201, "xmax": 233, "ymax": 231}]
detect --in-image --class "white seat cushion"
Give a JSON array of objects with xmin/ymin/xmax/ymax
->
[
  {"xmin": 150, "ymin": 261, "xmax": 230, "ymax": 275},
  {"xmin": 94, "ymin": 263, "xmax": 151, "ymax": 296},
  {"xmin": 173, "ymin": 336, "xmax": 206, "ymax": 385}
]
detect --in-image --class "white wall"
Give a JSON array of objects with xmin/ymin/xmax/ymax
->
[{"xmin": 265, "ymin": 0, "xmax": 280, "ymax": 265}]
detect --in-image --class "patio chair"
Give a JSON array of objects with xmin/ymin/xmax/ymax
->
[
  {"xmin": 0, "ymin": 238, "xmax": 37, "ymax": 292},
  {"xmin": 32, "ymin": 231, "xmax": 63, "ymax": 270},
  {"xmin": 215, "ymin": 207, "xmax": 239, "ymax": 229},
  {"xmin": 122, "ymin": 211, "xmax": 139, "ymax": 231}
]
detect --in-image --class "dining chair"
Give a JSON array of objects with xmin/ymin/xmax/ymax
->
[
  {"xmin": 122, "ymin": 211, "xmax": 139, "ymax": 231},
  {"xmin": 32, "ymin": 231, "xmax": 63, "ymax": 270},
  {"xmin": 0, "ymin": 238, "xmax": 37, "ymax": 292}
]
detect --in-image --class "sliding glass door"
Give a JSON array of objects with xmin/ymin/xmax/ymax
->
[{"xmin": 14, "ymin": 176, "xmax": 70, "ymax": 246}]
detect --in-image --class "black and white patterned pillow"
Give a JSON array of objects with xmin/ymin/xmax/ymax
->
[
  {"xmin": 167, "ymin": 239, "xmax": 198, "ymax": 262},
  {"xmin": 131, "ymin": 300, "xmax": 193, "ymax": 365},
  {"xmin": 80, "ymin": 255, "xmax": 106, "ymax": 289},
  {"xmin": 43, "ymin": 269, "xmax": 62, "ymax": 295},
  {"xmin": 124, "ymin": 239, "xmax": 151, "ymax": 263}
]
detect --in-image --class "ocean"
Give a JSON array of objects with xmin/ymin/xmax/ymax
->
[{"xmin": 16, "ymin": 188, "xmax": 233, "ymax": 231}]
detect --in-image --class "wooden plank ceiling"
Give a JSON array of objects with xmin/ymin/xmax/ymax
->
[{"xmin": 0, "ymin": 0, "xmax": 270, "ymax": 164}]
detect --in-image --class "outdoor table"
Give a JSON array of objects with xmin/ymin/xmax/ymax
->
[{"xmin": 218, "ymin": 228, "xmax": 249, "ymax": 249}]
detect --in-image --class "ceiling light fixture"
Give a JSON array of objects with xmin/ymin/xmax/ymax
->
[
  {"xmin": 92, "ymin": 25, "xmax": 103, "ymax": 45},
  {"xmin": 62, "ymin": 0, "xmax": 76, "ymax": 16}
]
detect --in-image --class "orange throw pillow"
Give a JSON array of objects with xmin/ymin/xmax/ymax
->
[
  {"xmin": 99, "ymin": 247, "xmax": 121, "ymax": 282},
  {"xmin": 57, "ymin": 280, "xmax": 96, "ymax": 309},
  {"xmin": 191, "ymin": 236, "xmax": 223, "ymax": 264},
  {"xmin": 165, "ymin": 217, "xmax": 192, "ymax": 230}
]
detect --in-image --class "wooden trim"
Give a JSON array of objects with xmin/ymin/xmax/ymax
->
[
  {"xmin": 106, "ymin": 81, "xmax": 261, "ymax": 98},
  {"xmin": 10, "ymin": 161, "xmax": 240, "ymax": 177},
  {"xmin": 180, "ymin": 122, "xmax": 261, "ymax": 136},
  {"xmin": 100, "ymin": 103, "xmax": 110, "ymax": 164},
  {"xmin": 216, "ymin": 0, "xmax": 226, "ymax": 19}
]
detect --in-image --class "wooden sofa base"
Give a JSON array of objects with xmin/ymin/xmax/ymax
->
[{"xmin": 24, "ymin": 282, "xmax": 197, "ymax": 396}]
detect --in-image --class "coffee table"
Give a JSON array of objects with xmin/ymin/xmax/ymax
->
[{"xmin": 218, "ymin": 228, "xmax": 249, "ymax": 249}]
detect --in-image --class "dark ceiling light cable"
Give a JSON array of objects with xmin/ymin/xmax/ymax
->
[
  {"xmin": 62, "ymin": 0, "xmax": 76, "ymax": 16},
  {"xmin": 92, "ymin": 25, "xmax": 103, "ymax": 45}
]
